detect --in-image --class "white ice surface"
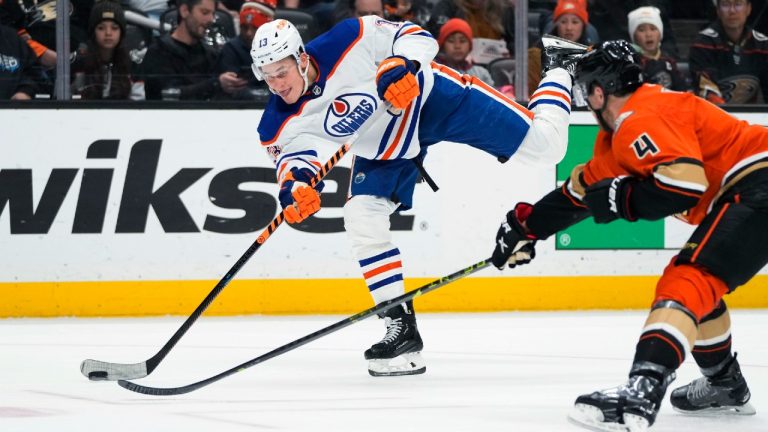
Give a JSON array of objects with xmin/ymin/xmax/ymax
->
[{"xmin": 2, "ymin": 310, "xmax": 767, "ymax": 432}]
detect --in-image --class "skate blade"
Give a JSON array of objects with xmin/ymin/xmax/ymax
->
[
  {"xmin": 672, "ymin": 402, "xmax": 756, "ymax": 417},
  {"xmin": 368, "ymin": 352, "xmax": 426, "ymax": 377},
  {"xmin": 567, "ymin": 404, "xmax": 649, "ymax": 432}
]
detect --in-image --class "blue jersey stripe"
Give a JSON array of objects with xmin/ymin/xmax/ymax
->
[
  {"xmin": 368, "ymin": 274, "xmax": 404, "ymax": 291},
  {"xmin": 529, "ymin": 99, "xmax": 571, "ymax": 113},
  {"xmin": 290, "ymin": 157, "xmax": 320, "ymax": 171},
  {"xmin": 377, "ymin": 115, "xmax": 399, "ymax": 158},
  {"xmin": 276, "ymin": 150, "xmax": 318, "ymax": 167},
  {"xmin": 358, "ymin": 248, "xmax": 400, "ymax": 267},
  {"xmin": 537, "ymin": 81, "xmax": 572, "ymax": 96}
]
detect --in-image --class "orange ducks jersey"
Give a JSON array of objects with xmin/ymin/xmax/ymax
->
[{"xmin": 571, "ymin": 84, "xmax": 768, "ymax": 225}]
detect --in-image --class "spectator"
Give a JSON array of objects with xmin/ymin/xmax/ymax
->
[
  {"xmin": 1, "ymin": 0, "xmax": 62, "ymax": 69},
  {"xmin": 543, "ymin": 0, "xmax": 599, "ymax": 46},
  {"xmin": 529, "ymin": 0, "xmax": 597, "ymax": 95},
  {"xmin": 0, "ymin": 23, "xmax": 39, "ymax": 99},
  {"xmin": 284, "ymin": 0, "xmax": 335, "ymax": 33},
  {"xmin": 589, "ymin": 0, "xmax": 680, "ymax": 58},
  {"xmin": 435, "ymin": 18, "xmax": 494, "ymax": 85},
  {"xmin": 71, "ymin": 0, "xmax": 136, "ymax": 100},
  {"xmin": 142, "ymin": 0, "xmax": 239, "ymax": 100},
  {"xmin": 383, "ymin": 0, "xmax": 430, "ymax": 26},
  {"xmin": 334, "ymin": 0, "xmax": 384, "ymax": 21},
  {"xmin": 628, "ymin": 6, "xmax": 688, "ymax": 91},
  {"xmin": 426, "ymin": 0, "xmax": 515, "ymax": 60},
  {"xmin": 354, "ymin": 0, "xmax": 384, "ymax": 16},
  {"xmin": 214, "ymin": 0, "xmax": 275, "ymax": 99},
  {"xmin": 689, "ymin": 0, "xmax": 768, "ymax": 104}
]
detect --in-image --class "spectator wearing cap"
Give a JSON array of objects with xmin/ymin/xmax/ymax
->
[
  {"xmin": 541, "ymin": 0, "xmax": 600, "ymax": 46},
  {"xmin": 690, "ymin": 0, "xmax": 768, "ymax": 104},
  {"xmin": 214, "ymin": 0, "xmax": 275, "ymax": 100},
  {"xmin": 71, "ymin": 0, "xmax": 136, "ymax": 100},
  {"xmin": 628, "ymin": 6, "xmax": 688, "ymax": 91},
  {"xmin": 435, "ymin": 18, "xmax": 494, "ymax": 85},
  {"xmin": 530, "ymin": 0, "xmax": 599, "ymax": 96},
  {"xmin": 587, "ymin": 1, "xmax": 679, "ymax": 57}
]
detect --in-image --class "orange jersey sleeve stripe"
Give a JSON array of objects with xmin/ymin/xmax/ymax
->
[
  {"xmin": 400, "ymin": 25, "xmax": 426, "ymax": 36},
  {"xmin": 433, "ymin": 62, "xmax": 533, "ymax": 121},
  {"xmin": 471, "ymin": 75, "xmax": 534, "ymax": 120},
  {"xmin": 363, "ymin": 261, "xmax": 403, "ymax": 279},
  {"xmin": 531, "ymin": 89, "xmax": 572, "ymax": 105}
]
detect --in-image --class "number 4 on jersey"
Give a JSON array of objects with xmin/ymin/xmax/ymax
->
[{"xmin": 631, "ymin": 133, "xmax": 660, "ymax": 159}]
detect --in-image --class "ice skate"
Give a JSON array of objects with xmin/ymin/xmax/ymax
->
[
  {"xmin": 670, "ymin": 354, "xmax": 755, "ymax": 416},
  {"xmin": 365, "ymin": 301, "xmax": 425, "ymax": 377},
  {"xmin": 568, "ymin": 363, "xmax": 674, "ymax": 432},
  {"xmin": 541, "ymin": 35, "xmax": 589, "ymax": 75}
]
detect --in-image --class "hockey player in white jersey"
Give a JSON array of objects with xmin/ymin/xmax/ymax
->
[{"xmin": 251, "ymin": 17, "xmax": 585, "ymax": 376}]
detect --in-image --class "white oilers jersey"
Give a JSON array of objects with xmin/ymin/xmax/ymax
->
[{"xmin": 257, "ymin": 16, "xmax": 438, "ymax": 184}]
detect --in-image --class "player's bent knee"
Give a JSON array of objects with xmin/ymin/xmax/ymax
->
[{"xmin": 654, "ymin": 260, "xmax": 730, "ymax": 321}]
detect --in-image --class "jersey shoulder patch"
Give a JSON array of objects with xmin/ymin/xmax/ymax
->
[{"xmin": 753, "ymin": 29, "xmax": 768, "ymax": 42}]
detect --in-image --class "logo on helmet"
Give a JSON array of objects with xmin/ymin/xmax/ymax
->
[{"xmin": 323, "ymin": 94, "xmax": 377, "ymax": 137}]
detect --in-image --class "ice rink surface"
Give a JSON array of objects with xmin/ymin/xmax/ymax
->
[{"xmin": 2, "ymin": 310, "xmax": 767, "ymax": 432}]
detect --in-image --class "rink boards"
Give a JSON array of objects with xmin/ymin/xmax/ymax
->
[{"xmin": 1, "ymin": 109, "xmax": 767, "ymax": 317}]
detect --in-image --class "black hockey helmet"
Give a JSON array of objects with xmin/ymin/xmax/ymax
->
[{"xmin": 572, "ymin": 40, "xmax": 643, "ymax": 106}]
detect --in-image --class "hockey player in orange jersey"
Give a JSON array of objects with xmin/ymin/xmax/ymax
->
[{"xmin": 489, "ymin": 40, "xmax": 768, "ymax": 431}]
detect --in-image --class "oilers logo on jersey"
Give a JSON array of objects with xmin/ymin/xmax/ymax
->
[{"xmin": 324, "ymin": 94, "xmax": 377, "ymax": 137}]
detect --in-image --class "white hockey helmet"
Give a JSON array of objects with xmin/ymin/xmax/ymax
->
[{"xmin": 250, "ymin": 19, "xmax": 305, "ymax": 81}]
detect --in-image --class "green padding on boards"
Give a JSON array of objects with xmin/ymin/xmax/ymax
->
[{"xmin": 556, "ymin": 125, "xmax": 664, "ymax": 250}]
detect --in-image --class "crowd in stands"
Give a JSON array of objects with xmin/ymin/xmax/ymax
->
[{"xmin": 1, "ymin": 0, "xmax": 767, "ymax": 104}]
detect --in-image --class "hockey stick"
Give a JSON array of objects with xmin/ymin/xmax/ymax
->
[
  {"xmin": 80, "ymin": 105, "xmax": 390, "ymax": 382},
  {"xmin": 118, "ymin": 258, "xmax": 492, "ymax": 395}
]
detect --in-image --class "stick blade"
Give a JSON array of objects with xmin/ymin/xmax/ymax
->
[
  {"xmin": 80, "ymin": 359, "xmax": 149, "ymax": 381},
  {"xmin": 118, "ymin": 379, "xmax": 198, "ymax": 396}
]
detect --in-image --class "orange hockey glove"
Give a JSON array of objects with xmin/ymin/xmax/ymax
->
[
  {"xmin": 283, "ymin": 186, "xmax": 321, "ymax": 224},
  {"xmin": 279, "ymin": 168, "xmax": 324, "ymax": 224},
  {"xmin": 376, "ymin": 55, "xmax": 420, "ymax": 109}
]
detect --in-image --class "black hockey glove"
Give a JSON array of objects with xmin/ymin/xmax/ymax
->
[
  {"xmin": 582, "ymin": 177, "xmax": 636, "ymax": 223},
  {"xmin": 491, "ymin": 202, "xmax": 538, "ymax": 270}
]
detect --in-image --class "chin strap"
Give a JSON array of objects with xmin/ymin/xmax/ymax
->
[{"xmin": 298, "ymin": 54, "xmax": 310, "ymax": 95}]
